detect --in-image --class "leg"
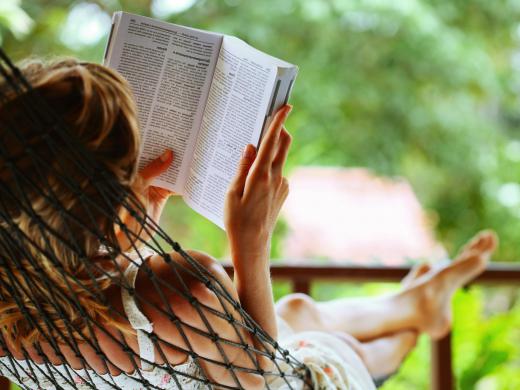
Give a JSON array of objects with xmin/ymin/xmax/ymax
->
[
  {"xmin": 276, "ymin": 291, "xmax": 420, "ymax": 342},
  {"xmin": 275, "ymin": 329, "xmax": 416, "ymax": 387},
  {"xmin": 331, "ymin": 330, "xmax": 418, "ymax": 379},
  {"xmin": 276, "ymin": 263, "xmax": 432, "ymax": 340},
  {"xmin": 276, "ymin": 231, "xmax": 496, "ymax": 341},
  {"xmin": 358, "ymin": 331, "xmax": 417, "ymax": 379}
]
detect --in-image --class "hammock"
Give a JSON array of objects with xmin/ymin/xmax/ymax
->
[{"xmin": 0, "ymin": 48, "xmax": 309, "ymax": 389}]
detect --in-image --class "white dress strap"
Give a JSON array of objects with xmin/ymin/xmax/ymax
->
[{"xmin": 121, "ymin": 247, "xmax": 156, "ymax": 371}]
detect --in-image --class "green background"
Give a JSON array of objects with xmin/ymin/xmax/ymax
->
[{"xmin": 1, "ymin": 0, "xmax": 519, "ymax": 388}]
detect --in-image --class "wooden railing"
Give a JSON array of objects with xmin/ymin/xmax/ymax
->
[
  {"xmin": 1, "ymin": 263, "xmax": 518, "ymax": 390},
  {"xmin": 223, "ymin": 262, "xmax": 520, "ymax": 390}
]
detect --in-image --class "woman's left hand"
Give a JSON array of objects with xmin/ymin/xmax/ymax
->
[
  {"xmin": 133, "ymin": 149, "xmax": 177, "ymax": 224},
  {"xmin": 116, "ymin": 149, "xmax": 176, "ymax": 249}
]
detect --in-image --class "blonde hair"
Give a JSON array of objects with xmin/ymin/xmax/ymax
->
[{"xmin": 0, "ymin": 58, "xmax": 141, "ymax": 348}]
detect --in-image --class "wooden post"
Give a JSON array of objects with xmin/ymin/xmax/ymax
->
[
  {"xmin": 292, "ymin": 279, "xmax": 311, "ymax": 295},
  {"xmin": 0, "ymin": 376, "xmax": 10, "ymax": 390},
  {"xmin": 431, "ymin": 332, "xmax": 454, "ymax": 390}
]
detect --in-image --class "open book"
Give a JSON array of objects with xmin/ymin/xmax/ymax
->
[{"xmin": 103, "ymin": 12, "xmax": 298, "ymax": 229}]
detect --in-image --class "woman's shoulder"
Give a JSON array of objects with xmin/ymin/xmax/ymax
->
[
  {"xmin": 133, "ymin": 249, "xmax": 246, "ymax": 373},
  {"xmin": 148, "ymin": 249, "xmax": 231, "ymax": 289},
  {"xmin": 135, "ymin": 248, "xmax": 237, "ymax": 313}
]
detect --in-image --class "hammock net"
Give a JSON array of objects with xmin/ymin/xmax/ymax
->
[{"xmin": 0, "ymin": 49, "xmax": 309, "ymax": 389}]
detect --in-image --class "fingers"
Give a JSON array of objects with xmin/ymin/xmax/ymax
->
[
  {"xmin": 228, "ymin": 105, "xmax": 292, "ymax": 201},
  {"xmin": 139, "ymin": 149, "xmax": 174, "ymax": 183},
  {"xmin": 271, "ymin": 127, "xmax": 292, "ymax": 177},
  {"xmin": 280, "ymin": 177, "xmax": 290, "ymax": 202},
  {"xmin": 149, "ymin": 186, "xmax": 175, "ymax": 200},
  {"xmin": 229, "ymin": 144, "xmax": 257, "ymax": 196},
  {"xmin": 255, "ymin": 105, "xmax": 292, "ymax": 167}
]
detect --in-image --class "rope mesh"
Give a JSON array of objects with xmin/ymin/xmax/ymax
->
[{"xmin": 0, "ymin": 49, "xmax": 309, "ymax": 389}]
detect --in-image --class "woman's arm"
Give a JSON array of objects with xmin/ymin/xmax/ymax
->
[
  {"xmin": 224, "ymin": 105, "xmax": 293, "ymax": 343},
  {"xmin": 124, "ymin": 105, "xmax": 292, "ymax": 341},
  {"xmin": 136, "ymin": 249, "xmax": 265, "ymax": 389},
  {"xmin": 127, "ymin": 106, "xmax": 292, "ymax": 386}
]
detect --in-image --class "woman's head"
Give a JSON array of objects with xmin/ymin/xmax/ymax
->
[{"xmin": 0, "ymin": 58, "xmax": 141, "ymax": 345}]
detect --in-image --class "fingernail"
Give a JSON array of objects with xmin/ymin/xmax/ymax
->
[
  {"xmin": 286, "ymin": 104, "xmax": 293, "ymax": 114},
  {"xmin": 160, "ymin": 149, "xmax": 172, "ymax": 162}
]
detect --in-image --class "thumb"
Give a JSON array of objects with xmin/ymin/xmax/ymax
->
[
  {"xmin": 230, "ymin": 144, "xmax": 256, "ymax": 196},
  {"xmin": 139, "ymin": 149, "xmax": 174, "ymax": 183}
]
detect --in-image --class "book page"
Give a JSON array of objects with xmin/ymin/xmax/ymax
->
[
  {"xmin": 183, "ymin": 36, "xmax": 289, "ymax": 228},
  {"xmin": 104, "ymin": 12, "xmax": 222, "ymax": 193}
]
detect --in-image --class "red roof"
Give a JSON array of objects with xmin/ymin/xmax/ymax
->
[{"xmin": 281, "ymin": 167, "xmax": 446, "ymax": 265}]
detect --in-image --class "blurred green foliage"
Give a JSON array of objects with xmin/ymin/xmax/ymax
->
[
  {"xmin": 2, "ymin": 0, "xmax": 520, "ymax": 388},
  {"xmin": 4, "ymin": 0, "xmax": 520, "ymax": 258}
]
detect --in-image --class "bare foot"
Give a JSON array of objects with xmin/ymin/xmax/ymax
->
[
  {"xmin": 408, "ymin": 230, "xmax": 498, "ymax": 339},
  {"xmin": 401, "ymin": 263, "xmax": 431, "ymax": 288}
]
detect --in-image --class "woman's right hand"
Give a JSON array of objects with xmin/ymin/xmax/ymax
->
[{"xmin": 224, "ymin": 105, "xmax": 293, "ymax": 266}]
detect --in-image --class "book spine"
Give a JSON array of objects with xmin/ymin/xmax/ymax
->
[{"xmin": 102, "ymin": 14, "xmax": 118, "ymax": 64}]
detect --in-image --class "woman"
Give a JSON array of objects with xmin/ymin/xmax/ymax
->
[{"xmin": 0, "ymin": 59, "xmax": 497, "ymax": 389}]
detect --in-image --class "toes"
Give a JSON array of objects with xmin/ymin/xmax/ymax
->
[
  {"xmin": 470, "ymin": 230, "xmax": 498, "ymax": 253},
  {"xmin": 461, "ymin": 233, "xmax": 486, "ymax": 255},
  {"xmin": 402, "ymin": 263, "xmax": 431, "ymax": 287},
  {"xmin": 453, "ymin": 250, "xmax": 488, "ymax": 271},
  {"xmin": 480, "ymin": 230, "xmax": 498, "ymax": 253},
  {"xmin": 415, "ymin": 263, "xmax": 431, "ymax": 278},
  {"xmin": 456, "ymin": 230, "xmax": 498, "ymax": 261}
]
